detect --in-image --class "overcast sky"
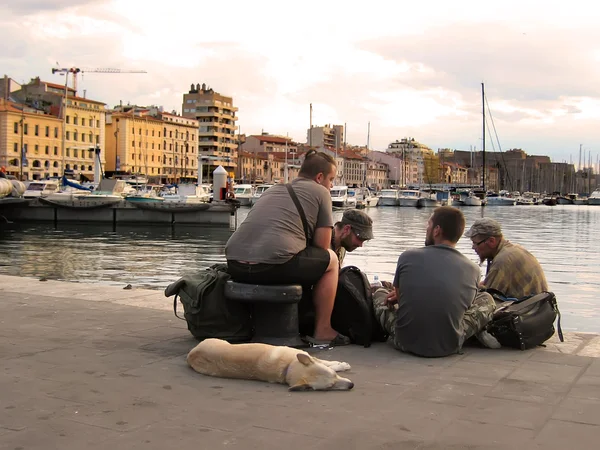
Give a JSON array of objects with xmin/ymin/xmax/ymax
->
[{"xmin": 2, "ymin": 0, "xmax": 599, "ymax": 165}]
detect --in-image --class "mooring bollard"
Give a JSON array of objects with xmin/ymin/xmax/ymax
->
[{"xmin": 229, "ymin": 209, "xmax": 236, "ymax": 231}]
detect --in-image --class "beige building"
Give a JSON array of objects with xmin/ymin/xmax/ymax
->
[
  {"xmin": 0, "ymin": 99, "xmax": 63, "ymax": 180},
  {"xmin": 236, "ymin": 151, "xmax": 299, "ymax": 184},
  {"xmin": 440, "ymin": 162, "xmax": 468, "ymax": 185},
  {"xmin": 241, "ymin": 134, "xmax": 297, "ymax": 155},
  {"xmin": 307, "ymin": 124, "xmax": 344, "ymax": 153},
  {"xmin": 182, "ymin": 83, "xmax": 238, "ymax": 180},
  {"xmin": 105, "ymin": 107, "xmax": 199, "ymax": 183},
  {"xmin": 8, "ymin": 77, "xmax": 106, "ymax": 181},
  {"xmin": 387, "ymin": 138, "xmax": 435, "ymax": 186}
]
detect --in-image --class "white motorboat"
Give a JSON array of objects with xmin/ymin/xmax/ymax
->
[
  {"xmin": 330, "ymin": 185, "xmax": 356, "ymax": 208},
  {"xmin": 232, "ymin": 184, "xmax": 254, "ymax": 206},
  {"xmin": 416, "ymin": 191, "xmax": 441, "ymax": 207},
  {"xmin": 588, "ymin": 189, "xmax": 600, "ymax": 206},
  {"xmin": 378, "ymin": 189, "xmax": 399, "ymax": 206},
  {"xmin": 161, "ymin": 184, "xmax": 210, "ymax": 204},
  {"xmin": 397, "ymin": 189, "xmax": 421, "ymax": 207},
  {"xmin": 352, "ymin": 187, "xmax": 379, "ymax": 208},
  {"xmin": 22, "ymin": 180, "xmax": 60, "ymax": 198},
  {"xmin": 486, "ymin": 193, "xmax": 516, "ymax": 206},
  {"xmin": 462, "ymin": 191, "xmax": 483, "ymax": 206}
]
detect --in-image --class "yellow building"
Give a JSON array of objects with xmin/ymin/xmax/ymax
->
[
  {"xmin": 0, "ymin": 99, "xmax": 63, "ymax": 180},
  {"xmin": 9, "ymin": 77, "xmax": 106, "ymax": 181},
  {"xmin": 182, "ymin": 83, "xmax": 238, "ymax": 180},
  {"xmin": 105, "ymin": 108, "xmax": 199, "ymax": 183}
]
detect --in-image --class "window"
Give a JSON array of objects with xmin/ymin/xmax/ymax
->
[
  {"xmin": 132, "ymin": 141, "xmax": 135, "ymax": 147},
  {"xmin": 132, "ymin": 153, "xmax": 135, "ymax": 160},
  {"xmin": 73, "ymin": 116, "xmax": 78, "ymax": 125},
  {"xmin": 45, "ymin": 126, "xmax": 49, "ymax": 137},
  {"xmin": 54, "ymin": 147, "xmax": 58, "ymax": 155},
  {"xmin": 74, "ymin": 131, "xmax": 78, "ymax": 141},
  {"xmin": 35, "ymin": 144, "xmax": 39, "ymax": 153},
  {"xmin": 81, "ymin": 134, "xmax": 85, "ymax": 142},
  {"xmin": 95, "ymin": 135, "xmax": 99, "ymax": 144},
  {"xmin": 74, "ymin": 149, "xmax": 78, "ymax": 158},
  {"xmin": 13, "ymin": 143, "xmax": 17, "ymax": 152},
  {"xmin": 132, "ymin": 127, "xmax": 134, "ymax": 133},
  {"xmin": 66, "ymin": 131, "xmax": 70, "ymax": 140},
  {"xmin": 23, "ymin": 144, "xmax": 28, "ymax": 153},
  {"xmin": 66, "ymin": 148, "xmax": 70, "ymax": 157},
  {"xmin": 13, "ymin": 122, "xmax": 18, "ymax": 133},
  {"xmin": 66, "ymin": 116, "xmax": 70, "ymax": 124},
  {"xmin": 139, "ymin": 128, "xmax": 141, "ymax": 135},
  {"xmin": 96, "ymin": 120, "xmax": 100, "ymax": 127},
  {"xmin": 81, "ymin": 118, "xmax": 86, "ymax": 126},
  {"xmin": 88, "ymin": 165, "xmax": 92, "ymax": 171},
  {"xmin": 45, "ymin": 146, "xmax": 49, "ymax": 155},
  {"xmin": 34, "ymin": 125, "xmax": 39, "ymax": 136},
  {"xmin": 23, "ymin": 124, "xmax": 28, "ymax": 135},
  {"xmin": 54, "ymin": 127, "xmax": 58, "ymax": 138}
]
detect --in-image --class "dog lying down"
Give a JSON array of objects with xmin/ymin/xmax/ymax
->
[{"xmin": 187, "ymin": 338, "xmax": 354, "ymax": 391}]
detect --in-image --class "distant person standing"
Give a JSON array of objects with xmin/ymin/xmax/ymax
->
[{"xmin": 465, "ymin": 218, "xmax": 548, "ymax": 299}]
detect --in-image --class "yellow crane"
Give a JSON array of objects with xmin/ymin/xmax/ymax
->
[{"xmin": 51, "ymin": 66, "xmax": 147, "ymax": 94}]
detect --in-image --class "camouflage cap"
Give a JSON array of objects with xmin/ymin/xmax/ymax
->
[
  {"xmin": 340, "ymin": 209, "xmax": 374, "ymax": 240},
  {"xmin": 464, "ymin": 218, "xmax": 503, "ymax": 238}
]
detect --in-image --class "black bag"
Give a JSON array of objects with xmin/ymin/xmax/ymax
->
[
  {"xmin": 486, "ymin": 291, "xmax": 564, "ymax": 350},
  {"xmin": 164, "ymin": 263, "xmax": 253, "ymax": 343},
  {"xmin": 330, "ymin": 266, "xmax": 388, "ymax": 347}
]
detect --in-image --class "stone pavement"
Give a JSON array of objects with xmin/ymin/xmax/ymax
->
[{"xmin": 1, "ymin": 275, "xmax": 600, "ymax": 450}]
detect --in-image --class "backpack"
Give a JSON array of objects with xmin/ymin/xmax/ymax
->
[
  {"xmin": 164, "ymin": 263, "xmax": 253, "ymax": 343},
  {"xmin": 330, "ymin": 266, "xmax": 388, "ymax": 347},
  {"xmin": 486, "ymin": 291, "xmax": 563, "ymax": 350}
]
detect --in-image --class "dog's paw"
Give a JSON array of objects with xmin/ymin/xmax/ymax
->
[{"xmin": 329, "ymin": 361, "xmax": 351, "ymax": 372}]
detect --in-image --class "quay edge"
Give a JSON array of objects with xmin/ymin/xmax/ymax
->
[{"xmin": 0, "ymin": 198, "xmax": 238, "ymax": 227}]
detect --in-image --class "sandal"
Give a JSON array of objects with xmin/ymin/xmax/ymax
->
[{"xmin": 303, "ymin": 333, "xmax": 351, "ymax": 347}]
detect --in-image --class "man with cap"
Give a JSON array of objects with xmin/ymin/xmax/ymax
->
[
  {"xmin": 373, "ymin": 206, "xmax": 500, "ymax": 357},
  {"xmin": 465, "ymin": 218, "xmax": 548, "ymax": 299},
  {"xmin": 331, "ymin": 209, "xmax": 374, "ymax": 267}
]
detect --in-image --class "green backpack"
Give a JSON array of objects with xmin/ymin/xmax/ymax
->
[{"xmin": 164, "ymin": 263, "xmax": 253, "ymax": 342}]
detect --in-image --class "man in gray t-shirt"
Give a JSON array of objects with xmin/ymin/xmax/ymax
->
[
  {"xmin": 373, "ymin": 206, "xmax": 499, "ymax": 357},
  {"xmin": 226, "ymin": 150, "xmax": 350, "ymax": 347}
]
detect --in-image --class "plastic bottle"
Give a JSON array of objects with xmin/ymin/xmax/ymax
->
[{"xmin": 371, "ymin": 274, "xmax": 383, "ymax": 289}]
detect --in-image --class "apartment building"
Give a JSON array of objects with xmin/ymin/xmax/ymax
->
[
  {"xmin": 182, "ymin": 83, "xmax": 238, "ymax": 180},
  {"xmin": 236, "ymin": 151, "xmax": 299, "ymax": 183},
  {"xmin": 0, "ymin": 99, "xmax": 63, "ymax": 180},
  {"xmin": 307, "ymin": 124, "xmax": 344, "ymax": 153},
  {"xmin": 241, "ymin": 133, "xmax": 297, "ymax": 155},
  {"xmin": 387, "ymin": 138, "xmax": 436, "ymax": 186},
  {"xmin": 105, "ymin": 107, "xmax": 199, "ymax": 183},
  {"xmin": 7, "ymin": 76, "xmax": 106, "ymax": 181}
]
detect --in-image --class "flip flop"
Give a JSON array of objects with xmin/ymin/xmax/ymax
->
[{"xmin": 303, "ymin": 333, "xmax": 351, "ymax": 347}]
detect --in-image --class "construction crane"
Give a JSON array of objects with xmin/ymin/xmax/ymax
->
[{"xmin": 51, "ymin": 66, "xmax": 147, "ymax": 94}]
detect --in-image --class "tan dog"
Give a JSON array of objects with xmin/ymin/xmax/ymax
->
[{"xmin": 187, "ymin": 338, "xmax": 354, "ymax": 391}]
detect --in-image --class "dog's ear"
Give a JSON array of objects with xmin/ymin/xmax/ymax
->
[
  {"xmin": 296, "ymin": 353, "xmax": 314, "ymax": 366},
  {"xmin": 288, "ymin": 382, "xmax": 312, "ymax": 392}
]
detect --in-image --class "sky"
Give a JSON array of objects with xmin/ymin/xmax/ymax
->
[{"xmin": 2, "ymin": 0, "xmax": 599, "ymax": 165}]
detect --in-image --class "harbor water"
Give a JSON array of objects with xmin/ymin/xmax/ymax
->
[{"xmin": 1, "ymin": 205, "xmax": 599, "ymax": 333}]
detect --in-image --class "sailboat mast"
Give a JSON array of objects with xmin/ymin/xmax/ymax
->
[
  {"xmin": 366, "ymin": 122, "xmax": 371, "ymax": 186},
  {"xmin": 481, "ymin": 83, "xmax": 486, "ymax": 192}
]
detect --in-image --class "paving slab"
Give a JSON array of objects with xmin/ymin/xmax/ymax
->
[{"xmin": 1, "ymin": 274, "xmax": 600, "ymax": 449}]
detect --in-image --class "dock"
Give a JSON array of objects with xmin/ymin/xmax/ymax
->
[
  {"xmin": 1, "ymin": 274, "xmax": 599, "ymax": 449},
  {"xmin": 0, "ymin": 198, "xmax": 238, "ymax": 227}
]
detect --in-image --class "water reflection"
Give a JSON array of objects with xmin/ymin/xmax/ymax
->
[{"xmin": 1, "ymin": 205, "xmax": 599, "ymax": 332}]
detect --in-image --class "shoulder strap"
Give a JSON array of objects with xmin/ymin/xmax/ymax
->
[{"xmin": 285, "ymin": 183, "xmax": 309, "ymax": 245}]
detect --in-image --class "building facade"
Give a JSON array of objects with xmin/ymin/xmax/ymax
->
[
  {"xmin": 240, "ymin": 134, "xmax": 297, "ymax": 155},
  {"xmin": 307, "ymin": 124, "xmax": 344, "ymax": 153},
  {"xmin": 0, "ymin": 99, "xmax": 63, "ymax": 180},
  {"xmin": 105, "ymin": 107, "xmax": 199, "ymax": 183},
  {"xmin": 8, "ymin": 76, "xmax": 106, "ymax": 181},
  {"xmin": 182, "ymin": 83, "xmax": 238, "ymax": 180}
]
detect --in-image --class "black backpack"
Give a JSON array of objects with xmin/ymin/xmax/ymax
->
[
  {"xmin": 164, "ymin": 263, "xmax": 253, "ymax": 343},
  {"xmin": 330, "ymin": 266, "xmax": 388, "ymax": 347},
  {"xmin": 486, "ymin": 291, "xmax": 563, "ymax": 350}
]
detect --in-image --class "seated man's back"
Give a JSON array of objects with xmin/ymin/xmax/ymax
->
[
  {"xmin": 225, "ymin": 177, "xmax": 331, "ymax": 264},
  {"xmin": 394, "ymin": 245, "xmax": 480, "ymax": 357}
]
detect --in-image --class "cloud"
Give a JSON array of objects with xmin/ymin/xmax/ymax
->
[{"xmin": 2, "ymin": 1, "xmax": 600, "ymax": 162}]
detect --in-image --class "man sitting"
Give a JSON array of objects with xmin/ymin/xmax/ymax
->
[
  {"xmin": 465, "ymin": 217, "xmax": 548, "ymax": 299},
  {"xmin": 331, "ymin": 209, "xmax": 374, "ymax": 267},
  {"xmin": 225, "ymin": 150, "xmax": 350, "ymax": 347},
  {"xmin": 373, "ymin": 206, "xmax": 499, "ymax": 357}
]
